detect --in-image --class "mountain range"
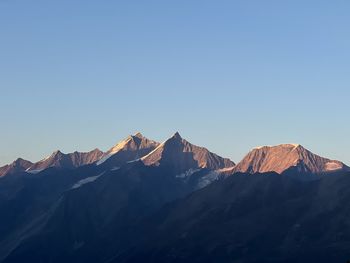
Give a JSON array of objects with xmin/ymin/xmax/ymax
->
[
  {"xmin": 0, "ymin": 132, "xmax": 349, "ymax": 263},
  {"xmin": 2, "ymin": 133, "xmax": 348, "ymax": 178}
]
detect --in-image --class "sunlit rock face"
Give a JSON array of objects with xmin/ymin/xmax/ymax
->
[
  {"xmin": 142, "ymin": 132, "xmax": 235, "ymax": 174},
  {"xmin": 233, "ymin": 144, "xmax": 348, "ymax": 174}
]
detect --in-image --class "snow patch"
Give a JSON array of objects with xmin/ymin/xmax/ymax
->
[
  {"xmin": 127, "ymin": 159, "xmax": 140, "ymax": 164},
  {"xmin": 176, "ymin": 168, "xmax": 200, "ymax": 178},
  {"xmin": 40, "ymin": 153, "xmax": 53, "ymax": 162},
  {"xmin": 254, "ymin": 144, "xmax": 300, "ymax": 150},
  {"xmin": 290, "ymin": 144, "xmax": 300, "ymax": 150},
  {"xmin": 71, "ymin": 172, "xmax": 104, "ymax": 189},
  {"xmin": 26, "ymin": 169, "xmax": 43, "ymax": 174},
  {"xmin": 196, "ymin": 170, "xmax": 221, "ymax": 189},
  {"xmin": 141, "ymin": 141, "xmax": 165, "ymax": 161},
  {"xmin": 96, "ymin": 153, "xmax": 114, "ymax": 165},
  {"xmin": 254, "ymin": 146, "xmax": 269, "ymax": 150},
  {"xmin": 196, "ymin": 167, "xmax": 237, "ymax": 189},
  {"xmin": 217, "ymin": 166, "xmax": 235, "ymax": 173},
  {"xmin": 96, "ymin": 137, "xmax": 133, "ymax": 165}
]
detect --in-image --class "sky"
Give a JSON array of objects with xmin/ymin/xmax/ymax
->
[{"xmin": 0, "ymin": 0, "xmax": 349, "ymax": 166}]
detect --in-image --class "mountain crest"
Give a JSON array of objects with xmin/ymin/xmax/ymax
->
[
  {"xmin": 96, "ymin": 133, "xmax": 159, "ymax": 166},
  {"xmin": 172, "ymin": 132, "xmax": 182, "ymax": 140},
  {"xmin": 26, "ymin": 149, "xmax": 104, "ymax": 173},
  {"xmin": 51, "ymin": 150, "xmax": 63, "ymax": 157},
  {"xmin": 13, "ymin": 158, "xmax": 30, "ymax": 165},
  {"xmin": 0, "ymin": 158, "xmax": 33, "ymax": 177},
  {"xmin": 133, "ymin": 132, "xmax": 144, "ymax": 138},
  {"xmin": 234, "ymin": 143, "xmax": 348, "ymax": 174},
  {"xmin": 142, "ymin": 132, "xmax": 235, "ymax": 173}
]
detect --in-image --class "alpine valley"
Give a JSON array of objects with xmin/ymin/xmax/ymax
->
[{"xmin": 0, "ymin": 132, "xmax": 349, "ymax": 263}]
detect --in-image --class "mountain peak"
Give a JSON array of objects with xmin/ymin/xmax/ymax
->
[
  {"xmin": 96, "ymin": 134, "xmax": 159, "ymax": 166},
  {"xmin": 51, "ymin": 150, "xmax": 63, "ymax": 157},
  {"xmin": 234, "ymin": 144, "xmax": 348, "ymax": 174},
  {"xmin": 171, "ymin": 131, "xmax": 182, "ymax": 140},
  {"xmin": 12, "ymin": 158, "xmax": 33, "ymax": 169},
  {"xmin": 0, "ymin": 158, "xmax": 33, "ymax": 177},
  {"xmin": 133, "ymin": 132, "xmax": 144, "ymax": 138},
  {"xmin": 14, "ymin": 157, "xmax": 27, "ymax": 163},
  {"xmin": 142, "ymin": 133, "xmax": 235, "ymax": 173},
  {"xmin": 26, "ymin": 149, "xmax": 104, "ymax": 173}
]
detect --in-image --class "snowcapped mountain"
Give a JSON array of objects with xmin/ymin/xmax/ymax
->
[
  {"xmin": 26, "ymin": 148, "xmax": 104, "ymax": 173},
  {"xmin": 96, "ymin": 132, "xmax": 159, "ymax": 167},
  {"xmin": 141, "ymin": 132, "xmax": 235, "ymax": 173},
  {"xmin": 0, "ymin": 158, "xmax": 33, "ymax": 177},
  {"xmin": 233, "ymin": 144, "xmax": 349, "ymax": 174}
]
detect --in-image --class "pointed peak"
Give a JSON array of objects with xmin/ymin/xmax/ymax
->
[
  {"xmin": 11, "ymin": 158, "xmax": 32, "ymax": 167},
  {"xmin": 51, "ymin": 150, "xmax": 64, "ymax": 157},
  {"xmin": 171, "ymin": 132, "xmax": 182, "ymax": 140},
  {"xmin": 142, "ymin": 131, "xmax": 235, "ymax": 171},
  {"xmin": 133, "ymin": 132, "xmax": 143, "ymax": 138},
  {"xmin": 92, "ymin": 148, "xmax": 102, "ymax": 152}
]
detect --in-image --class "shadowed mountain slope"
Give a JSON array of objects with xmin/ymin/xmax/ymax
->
[{"xmin": 112, "ymin": 171, "xmax": 350, "ymax": 263}]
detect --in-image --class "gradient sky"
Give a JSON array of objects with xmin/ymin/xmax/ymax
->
[{"xmin": 1, "ymin": 0, "xmax": 349, "ymax": 166}]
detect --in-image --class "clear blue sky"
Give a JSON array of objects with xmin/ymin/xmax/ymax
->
[{"xmin": 1, "ymin": 0, "xmax": 349, "ymax": 166}]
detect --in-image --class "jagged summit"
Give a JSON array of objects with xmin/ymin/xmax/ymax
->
[
  {"xmin": 0, "ymin": 158, "xmax": 33, "ymax": 177},
  {"xmin": 172, "ymin": 131, "xmax": 182, "ymax": 140},
  {"xmin": 2, "ymin": 133, "xmax": 349, "ymax": 178},
  {"xmin": 26, "ymin": 149, "xmax": 104, "ymax": 173},
  {"xmin": 50, "ymin": 150, "xmax": 63, "ymax": 157},
  {"xmin": 142, "ymin": 132, "xmax": 235, "ymax": 173},
  {"xmin": 133, "ymin": 132, "xmax": 144, "ymax": 138},
  {"xmin": 96, "ymin": 133, "xmax": 159, "ymax": 166},
  {"xmin": 234, "ymin": 143, "xmax": 348, "ymax": 174},
  {"xmin": 13, "ymin": 158, "xmax": 30, "ymax": 164}
]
